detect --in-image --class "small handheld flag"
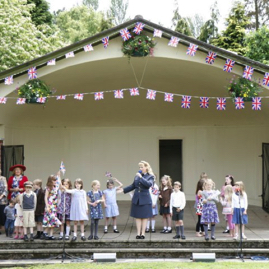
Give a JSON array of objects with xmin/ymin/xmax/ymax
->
[{"xmin": 60, "ymin": 161, "xmax": 66, "ymax": 175}]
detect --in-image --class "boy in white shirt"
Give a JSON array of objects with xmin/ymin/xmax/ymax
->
[{"xmin": 170, "ymin": 181, "xmax": 186, "ymax": 239}]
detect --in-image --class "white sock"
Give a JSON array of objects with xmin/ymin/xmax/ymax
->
[
  {"xmin": 73, "ymin": 233, "xmax": 77, "ymax": 237},
  {"xmin": 151, "ymin": 220, "xmax": 155, "ymax": 229},
  {"xmin": 168, "ymin": 227, "xmax": 171, "ymax": 231},
  {"xmin": 113, "ymin": 226, "xmax": 117, "ymax": 230},
  {"xmin": 66, "ymin": 226, "xmax": 70, "ymax": 236},
  {"xmin": 164, "ymin": 226, "xmax": 167, "ymax": 230},
  {"xmin": 81, "ymin": 233, "xmax": 84, "ymax": 236},
  {"xmin": 147, "ymin": 221, "xmax": 150, "ymax": 229},
  {"xmin": 104, "ymin": 226, "xmax": 108, "ymax": 229},
  {"xmin": 226, "ymin": 226, "xmax": 229, "ymax": 230},
  {"xmin": 60, "ymin": 232, "xmax": 63, "ymax": 236}
]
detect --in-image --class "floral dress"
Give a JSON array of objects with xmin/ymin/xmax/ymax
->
[
  {"xmin": 42, "ymin": 178, "xmax": 61, "ymax": 228},
  {"xmin": 87, "ymin": 190, "xmax": 103, "ymax": 220}
]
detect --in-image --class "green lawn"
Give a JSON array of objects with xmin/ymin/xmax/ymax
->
[{"xmin": 5, "ymin": 261, "xmax": 269, "ymax": 269}]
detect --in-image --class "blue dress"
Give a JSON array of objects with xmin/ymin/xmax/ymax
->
[
  {"xmin": 103, "ymin": 188, "xmax": 119, "ymax": 217},
  {"xmin": 87, "ymin": 190, "xmax": 104, "ymax": 220}
]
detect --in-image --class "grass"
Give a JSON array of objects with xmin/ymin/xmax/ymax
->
[{"xmin": 4, "ymin": 261, "xmax": 269, "ymax": 269}]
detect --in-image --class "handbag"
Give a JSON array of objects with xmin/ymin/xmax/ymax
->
[{"xmin": 222, "ymin": 207, "xmax": 232, "ymax": 215}]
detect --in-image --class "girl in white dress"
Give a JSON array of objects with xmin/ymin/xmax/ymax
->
[{"xmin": 14, "ymin": 195, "xmax": 23, "ymax": 239}]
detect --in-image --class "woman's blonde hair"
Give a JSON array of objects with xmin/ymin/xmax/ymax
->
[
  {"xmin": 203, "ymin": 178, "xmax": 215, "ymax": 190},
  {"xmin": 91, "ymin": 180, "xmax": 100, "ymax": 189},
  {"xmin": 160, "ymin": 175, "xmax": 172, "ymax": 190},
  {"xmin": 224, "ymin": 185, "xmax": 233, "ymax": 203},
  {"xmin": 234, "ymin": 181, "xmax": 245, "ymax": 195},
  {"xmin": 139, "ymin": 161, "xmax": 154, "ymax": 176}
]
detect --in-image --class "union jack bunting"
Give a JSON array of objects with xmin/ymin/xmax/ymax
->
[
  {"xmin": 114, "ymin": 90, "xmax": 124, "ymax": 99},
  {"xmin": 65, "ymin": 52, "xmax": 74, "ymax": 58},
  {"xmin": 102, "ymin": 36, "xmax": 109, "ymax": 48},
  {"xmin": 146, "ymin": 89, "xmax": 156, "ymax": 100},
  {"xmin": 205, "ymin": 51, "xmax": 217, "ymax": 65},
  {"xmin": 223, "ymin": 59, "xmax": 235, "ymax": 72},
  {"xmin": 94, "ymin": 92, "xmax": 104, "ymax": 100},
  {"xmin": 243, "ymin": 66, "xmax": 254, "ymax": 80},
  {"xmin": 4, "ymin": 76, "xmax": 13, "ymax": 85},
  {"xmin": 164, "ymin": 93, "xmax": 174, "ymax": 102},
  {"xmin": 37, "ymin": 97, "xmax": 46, "ymax": 103},
  {"xmin": 60, "ymin": 161, "xmax": 66, "ymax": 175},
  {"xmin": 56, "ymin": 95, "xmax": 66, "ymax": 100},
  {"xmin": 28, "ymin": 67, "xmax": 37, "ymax": 79},
  {"xmin": 84, "ymin": 44, "xmax": 94, "ymax": 52},
  {"xmin": 168, "ymin": 36, "xmax": 180, "ymax": 47},
  {"xmin": 216, "ymin": 98, "xmax": 226, "ymax": 110},
  {"xmin": 47, "ymin": 59, "xmax": 56, "ymax": 65},
  {"xmin": 199, "ymin": 97, "xmax": 209, "ymax": 108},
  {"xmin": 16, "ymin": 98, "xmax": 26, "ymax": 105},
  {"xmin": 186, "ymin": 44, "xmax": 198, "ymax": 56},
  {"xmin": 181, "ymin": 95, "xmax": 191, "ymax": 109},
  {"xmin": 235, "ymin": 97, "xmax": 245, "ymax": 109},
  {"xmin": 0, "ymin": 98, "xmax": 7, "ymax": 104},
  {"xmin": 252, "ymin": 97, "xmax": 261, "ymax": 110},
  {"xmin": 263, "ymin": 73, "xmax": 269, "ymax": 86},
  {"xmin": 105, "ymin": 171, "xmax": 112, "ymax": 178},
  {"xmin": 74, "ymin": 94, "xmax": 84, "ymax": 100},
  {"xmin": 129, "ymin": 88, "xmax": 139, "ymax": 96},
  {"xmin": 133, "ymin": 22, "xmax": 145, "ymax": 35},
  {"xmin": 120, "ymin": 28, "xmax": 131, "ymax": 41},
  {"xmin": 153, "ymin": 29, "xmax": 162, "ymax": 38}
]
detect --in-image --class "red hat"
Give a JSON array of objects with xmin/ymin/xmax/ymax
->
[{"xmin": 9, "ymin": 164, "xmax": 26, "ymax": 172}]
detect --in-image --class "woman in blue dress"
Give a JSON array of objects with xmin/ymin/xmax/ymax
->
[{"xmin": 123, "ymin": 161, "xmax": 154, "ymax": 239}]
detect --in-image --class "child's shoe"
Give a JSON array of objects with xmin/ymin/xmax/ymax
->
[
  {"xmin": 30, "ymin": 234, "xmax": 34, "ymax": 241},
  {"xmin": 13, "ymin": 235, "xmax": 19, "ymax": 239},
  {"xmin": 242, "ymin": 234, "xmax": 247, "ymax": 239},
  {"xmin": 24, "ymin": 235, "xmax": 29, "ymax": 242}
]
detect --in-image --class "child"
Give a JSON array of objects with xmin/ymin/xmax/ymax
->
[
  {"xmin": 232, "ymin": 181, "xmax": 248, "ymax": 240},
  {"xmin": 146, "ymin": 178, "xmax": 159, "ymax": 233},
  {"xmin": 57, "ymin": 178, "xmax": 72, "ymax": 240},
  {"xmin": 42, "ymin": 174, "xmax": 62, "ymax": 240},
  {"xmin": 64, "ymin": 178, "xmax": 88, "ymax": 241},
  {"xmin": 201, "ymin": 179, "xmax": 220, "ymax": 241},
  {"xmin": 103, "ymin": 178, "xmax": 123, "ymax": 233},
  {"xmin": 19, "ymin": 181, "xmax": 37, "ymax": 241},
  {"xmin": 4, "ymin": 198, "xmax": 16, "ymax": 237},
  {"xmin": 14, "ymin": 195, "xmax": 23, "ymax": 239},
  {"xmin": 195, "ymin": 178, "xmax": 205, "ymax": 237},
  {"xmin": 159, "ymin": 175, "xmax": 173, "ymax": 233},
  {"xmin": 33, "ymin": 179, "xmax": 45, "ymax": 239},
  {"xmin": 170, "ymin": 181, "xmax": 186, "ymax": 239},
  {"xmin": 87, "ymin": 180, "xmax": 104, "ymax": 240},
  {"xmin": 220, "ymin": 185, "xmax": 235, "ymax": 237}
]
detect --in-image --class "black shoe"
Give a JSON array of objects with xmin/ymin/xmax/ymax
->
[
  {"xmin": 88, "ymin": 235, "xmax": 93, "ymax": 240},
  {"xmin": 136, "ymin": 235, "xmax": 141, "ymax": 239},
  {"xmin": 65, "ymin": 235, "xmax": 70, "ymax": 240},
  {"xmin": 181, "ymin": 235, "xmax": 186, "ymax": 240},
  {"xmin": 151, "ymin": 229, "xmax": 156, "ymax": 233},
  {"xmin": 104, "ymin": 229, "xmax": 108, "ymax": 233},
  {"xmin": 58, "ymin": 236, "xmax": 63, "ymax": 240},
  {"xmin": 113, "ymin": 229, "xmax": 119, "ymax": 233},
  {"xmin": 94, "ymin": 236, "xmax": 99, "ymax": 240},
  {"xmin": 81, "ymin": 236, "xmax": 86, "ymax": 241},
  {"xmin": 208, "ymin": 228, "xmax": 211, "ymax": 231},
  {"xmin": 145, "ymin": 228, "xmax": 150, "ymax": 233},
  {"xmin": 164, "ymin": 229, "xmax": 172, "ymax": 233},
  {"xmin": 24, "ymin": 235, "xmax": 29, "ymax": 242},
  {"xmin": 49, "ymin": 236, "xmax": 56, "ymax": 240},
  {"xmin": 33, "ymin": 232, "xmax": 40, "ymax": 239},
  {"xmin": 30, "ymin": 234, "xmax": 34, "ymax": 241},
  {"xmin": 205, "ymin": 236, "xmax": 209, "ymax": 241},
  {"xmin": 211, "ymin": 236, "xmax": 216, "ymax": 240},
  {"xmin": 140, "ymin": 235, "xmax": 145, "ymax": 239},
  {"xmin": 72, "ymin": 236, "xmax": 77, "ymax": 241},
  {"xmin": 160, "ymin": 229, "xmax": 167, "ymax": 233},
  {"xmin": 223, "ymin": 229, "xmax": 229, "ymax": 234},
  {"xmin": 40, "ymin": 233, "xmax": 47, "ymax": 240},
  {"xmin": 173, "ymin": 235, "xmax": 180, "ymax": 239}
]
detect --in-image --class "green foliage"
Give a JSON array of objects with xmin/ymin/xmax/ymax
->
[
  {"xmin": 108, "ymin": 0, "xmax": 129, "ymax": 26},
  {"xmin": 54, "ymin": 5, "xmax": 113, "ymax": 43},
  {"xmin": 27, "ymin": 0, "xmax": 52, "ymax": 26},
  {"xmin": 0, "ymin": 0, "xmax": 64, "ymax": 72},
  {"xmin": 245, "ymin": 26, "xmax": 269, "ymax": 64},
  {"xmin": 211, "ymin": 2, "xmax": 249, "ymax": 56},
  {"xmin": 175, "ymin": 18, "xmax": 193, "ymax": 36},
  {"xmin": 83, "ymin": 0, "xmax": 99, "ymax": 10}
]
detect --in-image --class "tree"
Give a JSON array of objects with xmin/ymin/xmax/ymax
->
[
  {"xmin": 27, "ymin": 0, "xmax": 53, "ymax": 26},
  {"xmin": 211, "ymin": 2, "xmax": 249, "ymax": 56},
  {"xmin": 245, "ymin": 0, "xmax": 269, "ymax": 30},
  {"xmin": 245, "ymin": 26, "xmax": 269, "ymax": 64},
  {"xmin": 108, "ymin": 0, "xmax": 129, "ymax": 26},
  {"xmin": 0, "ymin": 0, "xmax": 64, "ymax": 72},
  {"xmin": 83, "ymin": 0, "xmax": 99, "ymax": 10},
  {"xmin": 175, "ymin": 18, "xmax": 193, "ymax": 36}
]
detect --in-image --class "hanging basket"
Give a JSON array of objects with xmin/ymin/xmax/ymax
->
[{"xmin": 131, "ymin": 51, "xmax": 149, "ymax": 57}]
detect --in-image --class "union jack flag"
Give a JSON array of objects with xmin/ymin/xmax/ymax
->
[
  {"xmin": 37, "ymin": 97, "xmax": 46, "ymax": 103},
  {"xmin": 181, "ymin": 95, "xmax": 191, "ymax": 109},
  {"xmin": 102, "ymin": 36, "xmax": 109, "ymax": 48},
  {"xmin": 47, "ymin": 59, "xmax": 56, "ymax": 65},
  {"xmin": 164, "ymin": 93, "xmax": 174, "ymax": 102},
  {"xmin": 199, "ymin": 97, "xmax": 209, "ymax": 108},
  {"xmin": 56, "ymin": 95, "xmax": 66, "ymax": 100},
  {"xmin": 252, "ymin": 97, "xmax": 261, "ymax": 110},
  {"xmin": 84, "ymin": 44, "xmax": 94, "ymax": 52},
  {"xmin": 153, "ymin": 29, "xmax": 162, "ymax": 38},
  {"xmin": 186, "ymin": 44, "xmax": 198, "ymax": 56},
  {"xmin": 129, "ymin": 88, "xmax": 139, "ymax": 96},
  {"xmin": 120, "ymin": 28, "xmax": 131, "ymax": 41},
  {"xmin": 168, "ymin": 36, "xmax": 180, "ymax": 47},
  {"xmin": 216, "ymin": 98, "xmax": 226, "ymax": 110},
  {"xmin": 146, "ymin": 89, "xmax": 156, "ymax": 100},
  {"xmin": 151, "ymin": 187, "xmax": 159, "ymax": 195},
  {"xmin": 205, "ymin": 51, "xmax": 217, "ymax": 65},
  {"xmin": 263, "ymin": 73, "xmax": 269, "ymax": 86},
  {"xmin": 235, "ymin": 97, "xmax": 245, "ymax": 109},
  {"xmin": 74, "ymin": 94, "xmax": 84, "ymax": 100},
  {"xmin": 223, "ymin": 59, "xmax": 235, "ymax": 72},
  {"xmin": 105, "ymin": 171, "xmax": 112, "ymax": 178},
  {"xmin": 0, "ymin": 97, "xmax": 7, "ymax": 104},
  {"xmin": 65, "ymin": 51, "xmax": 74, "ymax": 58},
  {"xmin": 94, "ymin": 92, "xmax": 104, "ymax": 100},
  {"xmin": 28, "ymin": 67, "xmax": 37, "ymax": 79},
  {"xmin": 114, "ymin": 90, "xmax": 124, "ymax": 99},
  {"xmin": 60, "ymin": 161, "xmax": 66, "ymax": 175},
  {"xmin": 243, "ymin": 66, "xmax": 254, "ymax": 80},
  {"xmin": 16, "ymin": 98, "xmax": 26, "ymax": 105},
  {"xmin": 4, "ymin": 76, "xmax": 13, "ymax": 85},
  {"xmin": 133, "ymin": 22, "xmax": 145, "ymax": 35}
]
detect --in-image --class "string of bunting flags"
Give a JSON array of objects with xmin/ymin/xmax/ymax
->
[
  {"xmin": 2, "ymin": 21, "xmax": 269, "ymax": 109},
  {"xmin": 0, "ymin": 87, "xmax": 265, "ymax": 110}
]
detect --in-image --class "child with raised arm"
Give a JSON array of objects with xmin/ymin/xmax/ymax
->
[
  {"xmin": 14, "ymin": 195, "xmax": 23, "ymax": 239},
  {"xmin": 87, "ymin": 180, "xmax": 104, "ymax": 240},
  {"xmin": 170, "ymin": 181, "xmax": 186, "ymax": 239},
  {"xmin": 103, "ymin": 178, "xmax": 123, "ymax": 233}
]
